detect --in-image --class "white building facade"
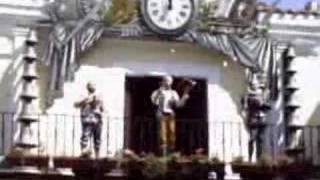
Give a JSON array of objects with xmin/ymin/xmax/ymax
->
[{"xmin": 0, "ymin": 0, "xmax": 319, "ymax": 170}]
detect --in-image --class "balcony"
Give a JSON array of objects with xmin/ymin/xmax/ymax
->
[{"xmin": 0, "ymin": 112, "xmax": 318, "ymax": 179}]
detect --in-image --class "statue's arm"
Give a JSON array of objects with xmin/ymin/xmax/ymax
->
[
  {"xmin": 100, "ymin": 103, "xmax": 104, "ymax": 112},
  {"xmin": 151, "ymin": 89, "xmax": 161, "ymax": 106},
  {"xmin": 74, "ymin": 96, "xmax": 88, "ymax": 108},
  {"xmin": 174, "ymin": 91, "xmax": 189, "ymax": 108},
  {"xmin": 98, "ymin": 96, "xmax": 105, "ymax": 113},
  {"xmin": 96, "ymin": 97, "xmax": 106, "ymax": 118},
  {"xmin": 241, "ymin": 95, "xmax": 248, "ymax": 111}
]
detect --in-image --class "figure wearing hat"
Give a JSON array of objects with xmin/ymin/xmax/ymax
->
[
  {"xmin": 74, "ymin": 82, "xmax": 104, "ymax": 158},
  {"xmin": 151, "ymin": 76, "xmax": 195, "ymax": 155}
]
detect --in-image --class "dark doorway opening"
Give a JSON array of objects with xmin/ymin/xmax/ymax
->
[{"xmin": 124, "ymin": 76, "xmax": 208, "ymax": 155}]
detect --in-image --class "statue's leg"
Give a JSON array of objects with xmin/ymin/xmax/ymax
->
[
  {"xmin": 93, "ymin": 121, "xmax": 102, "ymax": 159},
  {"xmin": 248, "ymin": 129, "xmax": 257, "ymax": 162},
  {"xmin": 168, "ymin": 115, "xmax": 176, "ymax": 153},
  {"xmin": 160, "ymin": 116, "xmax": 168, "ymax": 156},
  {"xmin": 80, "ymin": 122, "xmax": 92, "ymax": 157},
  {"xmin": 256, "ymin": 128, "xmax": 264, "ymax": 159},
  {"xmin": 248, "ymin": 139, "xmax": 254, "ymax": 162}
]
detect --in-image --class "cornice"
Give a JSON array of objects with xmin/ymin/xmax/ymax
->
[{"xmin": 0, "ymin": 1, "xmax": 49, "ymax": 26}]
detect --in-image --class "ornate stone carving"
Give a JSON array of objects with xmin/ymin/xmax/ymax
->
[
  {"xmin": 17, "ymin": 30, "xmax": 39, "ymax": 150},
  {"xmin": 43, "ymin": 0, "xmax": 107, "ymax": 107},
  {"xmin": 78, "ymin": 0, "xmax": 111, "ymax": 19}
]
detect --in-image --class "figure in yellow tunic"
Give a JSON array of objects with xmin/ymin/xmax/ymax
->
[{"xmin": 151, "ymin": 76, "xmax": 191, "ymax": 155}]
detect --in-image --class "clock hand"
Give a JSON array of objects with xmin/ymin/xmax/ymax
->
[
  {"xmin": 160, "ymin": 0, "xmax": 169, "ymax": 22},
  {"xmin": 168, "ymin": 0, "xmax": 173, "ymax": 10}
]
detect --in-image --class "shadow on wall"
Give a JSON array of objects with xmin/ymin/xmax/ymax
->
[
  {"xmin": 35, "ymin": 28, "xmax": 50, "ymax": 112},
  {"xmin": 299, "ymin": 103, "xmax": 320, "ymax": 165},
  {"xmin": 0, "ymin": 48, "xmax": 24, "ymax": 111},
  {"xmin": 0, "ymin": 41, "xmax": 25, "ymax": 154},
  {"xmin": 307, "ymin": 103, "xmax": 320, "ymax": 126},
  {"xmin": 220, "ymin": 60, "xmax": 247, "ymax": 121},
  {"xmin": 37, "ymin": 64, "xmax": 49, "ymax": 112}
]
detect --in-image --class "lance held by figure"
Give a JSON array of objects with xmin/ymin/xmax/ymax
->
[
  {"xmin": 151, "ymin": 76, "xmax": 196, "ymax": 156},
  {"xmin": 74, "ymin": 82, "xmax": 104, "ymax": 158}
]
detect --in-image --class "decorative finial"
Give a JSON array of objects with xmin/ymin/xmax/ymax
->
[
  {"xmin": 26, "ymin": 30, "xmax": 38, "ymax": 45},
  {"xmin": 286, "ymin": 46, "xmax": 296, "ymax": 59}
]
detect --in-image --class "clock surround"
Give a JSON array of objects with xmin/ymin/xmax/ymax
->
[{"xmin": 140, "ymin": 0, "xmax": 195, "ymax": 36}]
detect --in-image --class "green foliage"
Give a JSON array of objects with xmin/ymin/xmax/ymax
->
[
  {"xmin": 232, "ymin": 156, "xmax": 245, "ymax": 164},
  {"xmin": 8, "ymin": 147, "xmax": 31, "ymax": 157},
  {"xmin": 198, "ymin": 1, "xmax": 218, "ymax": 30},
  {"xmin": 102, "ymin": 0, "xmax": 138, "ymax": 26},
  {"xmin": 273, "ymin": 154, "xmax": 294, "ymax": 167},
  {"xmin": 231, "ymin": 154, "xmax": 301, "ymax": 168},
  {"xmin": 257, "ymin": 154, "xmax": 275, "ymax": 168},
  {"xmin": 118, "ymin": 150, "xmax": 223, "ymax": 179},
  {"xmin": 142, "ymin": 154, "xmax": 168, "ymax": 179},
  {"xmin": 210, "ymin": 156, "xmax": 222, "ymax": 164}
]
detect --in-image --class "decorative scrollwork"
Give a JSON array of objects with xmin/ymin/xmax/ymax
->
[
  {"xmin": 77, "ymin": 0, "xmax": 112, "ymax": 19},
  {"xmin": 236, "ymin": 1, "xmax": 257, "ymax": 21},
  {"xmin": 77, "ymin": 0, "xmax": 98, "ymax": 17}
]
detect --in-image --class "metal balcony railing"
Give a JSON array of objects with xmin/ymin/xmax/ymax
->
[{"xmin": 0, "ymin": 112, "xmax": 318, "ymax": 165}]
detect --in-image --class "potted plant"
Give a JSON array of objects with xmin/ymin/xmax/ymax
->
[
  {"xmin": 120, "ymin": 149, "xmax": 223, "ymax": 180},
  {"xmin": 208, "ymin": 156, "xmax": 225, "ymax": 180},
  {"xmin": 231, "ymin": 155, "xmax": 278, "ymax": 180},
  {"xmin": 119, "ymin": 149, "xmax": 226, "ymax": 180},
  {"xmin": 274, "ymin": 155, "xmax": 312, "ymax": 180},
  {"xmin": 142, "ymin": 154, "xmax": 169, "ymax": 180},
  {"xmin": 53, "ymin": 156, "xmax": 117, "ymax": 180},
  {"xmin": 166, "ymin": 149, "xmax": 225, "ymax": 180},
  {"xmin": 120, "ymin": 149, "xmax": 145, "ymax": 180},
  {"xmin": 53, "ymin": 154, "xmax": 117, "ymax": 177},
  {"xmin": 53, "ymin": 156, "xmax": 87, "ymax": 168},
  {"xmin": 232, "ymin": 154, "xmax": 313, "ymax": 180},
  {"xmin": 186, "ymin": 149, "xmax": 225, "ymax": 180}
]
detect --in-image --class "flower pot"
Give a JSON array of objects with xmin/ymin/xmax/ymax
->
[
  {"xmin": 54, "ymin": 157, "xmax": 117, "ymax": 180},
  {"xmin": 210, "ymin": 163, "xmax": 225, "ymax": 180},
  {"xmin": 170, "ymin": 160, "xmax": 225, "ymax": 180},
  {"xmin": 231, "ymin": 163, "xmax": 278, "ymax": 180},
  {"xmin": 122, "ymin": 159, "xmax": 144, "ymax": 180},
  {"xmin": 5, "ymin": 155, "xmax": 49, "ymax": 167},
  {"xmin": 53, "ymin": 157, "xmax": 116, "ymax": 172},
  {"xmin": 277, "ymin": 164, "xmax": 312, "ymax": 180}
]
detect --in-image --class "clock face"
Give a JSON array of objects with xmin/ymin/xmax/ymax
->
[{"xmin": 141, "ymin": 0, "xmax": 194, "ymax": 35}]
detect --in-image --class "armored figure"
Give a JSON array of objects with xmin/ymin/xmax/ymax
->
[
  {"xmin": 74, "ymin": 82, "xmax": 104, "ymax": 158},
  {"xmin": 242, "ymin": 74, "xmax": 270, "ymax": 161}
]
